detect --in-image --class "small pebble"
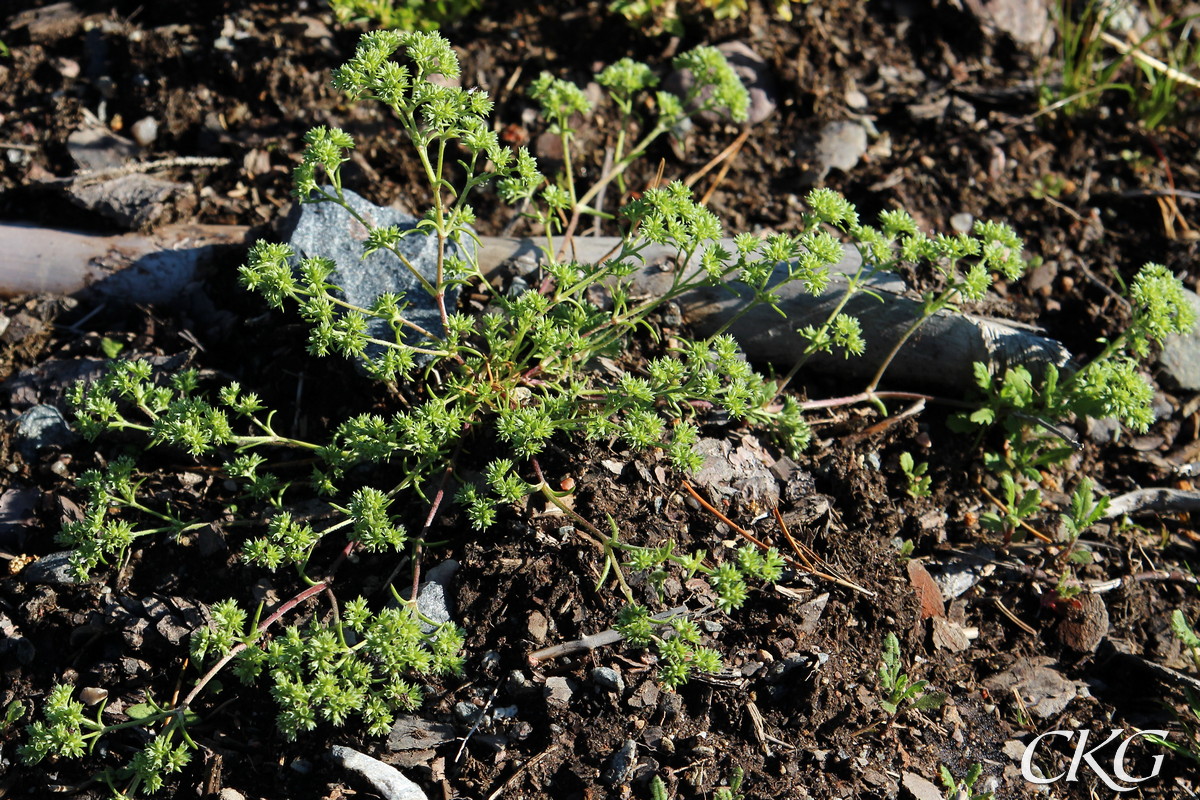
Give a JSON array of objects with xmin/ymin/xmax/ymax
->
[
  {"xmin": 131, "ymin": 116, "xmax": 158, "ymax": 147},
  {"xmin": 52, "ymin": 57, "xmax": 81, "ymax": 79},
  {"xmin": 19, "ymin": 551, "xmax": 81, "ymax": 585},
  {"xmin": 950, "ymin": 212, "xmax": 974, "ymax": 233},
  {"xmin": 79, "ymin": 687, "xmax": 108, "ymax": 706},
  {"xmin": 845, "ymin": 89, "xmax": 868, "ymax": 110},
  {"xmin": 602, "ymin": 739, "xmax": 638, "ymax": 786},
  {"xmin": 810, "ymin": 120, "xmax": 868, "ymax": 181},
  {"xmin": 591, "ymin": 666, "xmax": 625, "ymax": 694},
  {"xmin": 491, "ymin": 705, "xmax": 519, "ymax": 720},
  {"xmin": 454, "ymin": 701, "xmax": 482, "ymax": 725},
  {"xmin": 544, "ymin": 676, "xmax": 574, "ymax": 709},
  {"xmin": 328, "ymin": 745, "xmax": 427, "ymax": 800}
]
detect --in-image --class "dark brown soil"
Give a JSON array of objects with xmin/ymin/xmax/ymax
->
[{"xmin": 3, "ymin": 1, "xmax": 1200, "ymax": 799}]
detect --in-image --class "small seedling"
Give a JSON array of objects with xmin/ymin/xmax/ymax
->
[
  {"xmin": 1172, "ymin": 609, "xmax": 1200, "ymax": 671},
  {"xmin": 1056, "ymin": 476, "xmax": 1109, "ymax": 564},
  {"xmin": 649, "ymin": 765, "xmax": 745, "ymax": 799},
  {"xmin": 878, "ymin": 632, "xmax": 945, "ymax": 715},
  {"xmin": 2, "ymin": 700, "xmax": 26, "ymax": 732},
  {"xmin": 939, "ymin": 762, "xmax": 994, "ymax": 800},
  {"xmin": 99, "ymin": 337, "xmax": 125, "ymax": 358},
  {"xmin": 898, "ymin": 451, "xmax": 932, "ymax": 498},
  {"xmin": 1029, "ymin": 172, "xmax": 1071, "ymax": 200},
  {"xmin": 609, "ymin": 0, "xmax": 803, "ymax": 36},
  {"xmin": 980, "ymin": 473, "xmax": 1042, "ymax": 543}
]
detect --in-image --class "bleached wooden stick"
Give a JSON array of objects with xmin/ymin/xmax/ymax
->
[{"xmin": 0, "ymin": 223, "xmax": 1070, "ymax": 392}]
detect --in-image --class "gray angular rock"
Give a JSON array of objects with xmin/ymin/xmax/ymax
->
[
  {"xmin": 963, "ymin": 0, "xmax": 1053, "ymax": 55},
  {"xmin": 591, "ymin": 666, "xmax": 625, "ymax": 694},
  {"xmin": 387, "ymin": 715, "xmax": 457, "ymax": 752},
  {"xmin": 1158, "ymin": 288, "xmax": 1200, "ymax": 391},
  {"xmin": 328, "ymin": 745, "xmax": 427, "ymax": 800},
  {"xmin": 67, "ymin": 125, "xmax": 138, "ymax": 172},
  {"xmin": 602, "ymin": 739, "xmax": 638, "ymax": 786},
  {"xmin": 808, "ymin": 121, "xmax": 868, "ymax": 183},
  {"xmin": 982, "ymin": 655, "xmax": 1085, "ymax": 719},
  {"xmin": 14, "ymin": 404, "xmax": 77, "ymax": 459},
  {"xmin": 67, "ymin": 173, "xmax": 194, "ymax": 231},
  {"xmin": 415, "ymin": 559, "xmax": 459, "ymax": 634},
  {"xmin": 901, "ymin": 770, "xmax": 945, "ymax": 800},
  {"xmin": 454, "ymin": 701, "xmax": 482, "ymax": 725},
  {"xmin": 0, "ymin": 487, "xmax": 40, "ymax": 551},
  {"xmin": 692, "ymin": 436, "xmax": 779, "ymax": 516},
  {"xmin": 544, "ymin": 676, "xmax": 574, "ymax": 709},
  {"xmin": 19, "ymin": 550, "xmax": 81, "ymax": 585},
  {"xmin": 282, "ymin": 188, "xmax": 476, "ymax": 368}
]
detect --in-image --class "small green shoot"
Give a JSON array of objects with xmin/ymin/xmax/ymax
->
[
  {"xmin": 878, "ymin": 632, "xmax": 945, "ymax": 716},
  {"xmin": 980, "ymin": 473, "xmax": 1042, "ymax": 543},
  {"xmin": 939, "ymin": 762, "xmax": 994, "ymax": 800},
  {"xmin": 1057, "ymin": 476, "xmax": 1109, "ymax": 564},
  {"xmin": 3, "ymin": 700, "xmax": 26, "ymax": 731},
  {"xmin": 327, "ymin": 0, "xmax": 481, "ymax": 31},
  {"xmin": 1172, "ymin": 609, "xmax": 1200, "ymax": 671},
  {"xmin": 99, "ymin": 337, "xmax": 125, "ymax": 358},
  {"xmin": 899, "ymin": 451, "xmax": 932, "ymax": 498},
  {"xmin": 649, "ymin": 765, "xmax": 745, "ymax": 799}
]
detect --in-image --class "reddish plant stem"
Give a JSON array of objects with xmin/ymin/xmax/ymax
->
[
  {"xmin": 180, "ymin": 577, "xmax": 332, "ymax": 711},
  {"xmin": 680, "ymin": 480, "xmax": 874, "ymax": 596},
  {"xmin": 800, "ymin": 390, "xmax": 938, "ymax": 412},
  {"xmin": 408, "ymin": 458, "xmax": 459, "ymax": 603},
  {"xmin": 179, "ymin": 537, "xmax": 359, "ymax": 710}
]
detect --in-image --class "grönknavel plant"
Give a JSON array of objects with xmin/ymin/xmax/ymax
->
[{"xmin": 30, "ymin": 27, "xmax": 1197, "ymax": 797}]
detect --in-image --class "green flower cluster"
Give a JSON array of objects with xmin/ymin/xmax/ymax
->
[{"xmin": 193, "ymin": 597, "xmax": 462, "ymax": 740}]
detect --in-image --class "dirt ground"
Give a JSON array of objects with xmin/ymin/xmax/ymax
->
[{"xmin": 2, "ymin": 0, "xmax": 1200, "ymax": 798}]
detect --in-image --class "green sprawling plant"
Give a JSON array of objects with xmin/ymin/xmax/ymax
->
[
  {"xmin": 955, "ymin": 261, "xmax": 1195, "ymax": 485},
  {"xmin": 27, "ymin": 27, "xmax": 1197, "ymax": 796},
  {"xmin": 328, "ymin": 0, "xmax": 481, "ymax": 31},
  {"xmin": 21, "ymin": 685, "xmax": 195, "ymax": 797},
  {"xmin": 610, "ymin": 0, "xmax": 808, "ymax": 36},
  {"xmin": 612, "ymin": 539, "xmax": 785, "ymax": 686}
]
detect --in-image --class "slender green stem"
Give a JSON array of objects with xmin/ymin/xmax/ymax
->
[
  {"xmin": 312, "ymin": 189, "xmax": 437, "ymax": 298},
  {"xmin": 863, "ymin": 292, "xmax": 952, "ymax": 394},
  {"xmin": 560, "ymin": 131, "xmax": 578, "ymax": 208},
  {"xmin": 772, "ymin": 267, "xmax": 871, "ymax": 400}
]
